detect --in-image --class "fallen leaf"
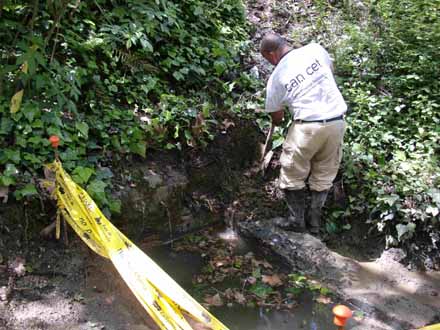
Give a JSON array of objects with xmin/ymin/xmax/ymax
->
[
  {"xmin": 215, "ymin": 261, "xmax": 225, "ymax": 267},
  {"xmin": 104, "ymin": 295, "xmax": 115, "ymax": 305},
  {"xmin": 285, "ymin": 302, "xmax": 297, "ymax": 309},
  {"xmin": 260, "ymin": 260, "xmax": 273, "ymax": 269},
  {"xmin": 253, "ymin": 259, "xmax": 273, "ymax": 269},
  {"xmin": 234, "ymin": 291, "xmax": 246, "ymax": 304},
  {"xmin": 247, "ymin": 276, "xmax": 257, "ymax": 285},
  {"xmin": 9, "ymin": 256, "xmax": 26, "ymax": 277},
  {"xmin": 221, "ymin": 119, "xmax": 235, "ymax": 131},
  {"xmin": 315, "ymin": 295, "xmax": 332, "ymax": 304},
  {"xmin": 224, "ymin": 288, "xmax": 234, "ymax": 299},
  {"xmin": 0, "ymin": 186, "xmax": 9, "ymax": 203},
  {"xmin": 204, "ymin": 293, "xmax": 223, "ymax": 307},
  {"xmin": 249, "ymin": 283, "xmax": 273, "ymax": 298},
  {"xmin": 262, "ymin": 274, "xmax": 283, "ymax": 287}
]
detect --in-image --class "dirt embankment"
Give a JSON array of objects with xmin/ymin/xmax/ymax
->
[{"xmin": 0, "ymin": 120, "xmax": 262, "ymax": 330}]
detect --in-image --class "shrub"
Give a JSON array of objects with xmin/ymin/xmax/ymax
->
[
  {"xmin": 334, "ymin": 0, "xmax": 440, "ymax": 253},
  {"xmin": 0, "ymin": 0, "xmax": 248, "ymax": 212}
]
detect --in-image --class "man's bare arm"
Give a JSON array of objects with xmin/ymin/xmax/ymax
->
[{"xmin": 270, "ymin": 110, "xmax": 284, "ymax": 126}]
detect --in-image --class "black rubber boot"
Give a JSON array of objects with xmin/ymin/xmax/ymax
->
[
  {"xmin": 276, "ymin": 189, "xmax": 306, "ymax": 232},
  {"xmin": 309, "ymin": 190, "xmax": 329, "ymax": 235}
]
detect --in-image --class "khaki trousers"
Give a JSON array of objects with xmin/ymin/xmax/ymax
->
[{"xmin": 279, "ymin": 120, "xmax": 346, "ymax": 192}]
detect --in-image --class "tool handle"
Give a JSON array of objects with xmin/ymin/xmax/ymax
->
[{"xmin": 261, "ymin": 123, "xmax": 275, "ymax": 161}]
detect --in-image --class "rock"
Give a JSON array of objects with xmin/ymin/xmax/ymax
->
[
  {"xmin": 377, "ymin": 248, "xmax": 406, "ymax": 264},
  {"xmin": 143, "ymin": 170, "xmax": 163, "ymax": 189},
  {"xmin": 250, "ymin": 66, "xmax": 259, "ymax": 79},
  {"xmin": 85, "ymin": 321, "xmax": 105, "ymax": 329},
  {"xmin": 0, "ymin": 286, "xmax": 8, "ymax": 301},
  {"xmin": 115, "ymin": 160, "xmax": 190, "ymax": 234},
  {"xmin": 238, "ymin": 219, "xmax": 440, "ymax": 330}
]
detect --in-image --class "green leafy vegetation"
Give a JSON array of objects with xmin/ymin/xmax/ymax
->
[
  {"xmin": 248, "ymin": 0, "xmax": 439, "ymax": 256},
  {"xmin": 281, "ymin": 0, "xmax": 439, "ymax": 255},
  {"xmin": 0, "ymin": 0, "xmax": 248, "ymax": 211},
  {"xmin": 286, "ymin": 273, "xmax": 332, "ymax": 297},
  {"xmin": 0, "ymin": 0, "xmax": 438, "ymax": 258},
  {"xmin": 334, "ymin": 0, "xmax": 440, "ymax": 252}
]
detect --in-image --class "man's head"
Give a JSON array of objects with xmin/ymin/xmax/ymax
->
[{"xmin": 260, "ymin": 33, "xmax": 290, "ymax": 65}]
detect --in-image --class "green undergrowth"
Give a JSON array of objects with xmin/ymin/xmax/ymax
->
[
  {"xmin": 1, "ymin": 0, "xmax": 439, "ymax": 261},
  {"xmin": 290, "ymin": 0, "xmax": 440, "ymax": 257},
  {"xmin": 0, "ymin": 0, "xmax": 253, "ymax": 215},
  {"xmin": 249, "ymin": 0, "xmax": 439, "ymax": 259},
  {"xmin": 334, "ymin": 0, "xmax": 440, "ymax": 256}
]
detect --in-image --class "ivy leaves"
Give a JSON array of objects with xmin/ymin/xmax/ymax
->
[
  {"xmin": 72, "ymin": 167, "xmax": 94, "ymax": 185},
  {"xmin": 0, "ymin": 0, "xmax": 248, "ymax": 213},
  {"xmin": 0, "ymin": 164, "xmax": 18, "ymax": 187},
  {"xmin": 334, "ymin": 0, "xmax": 440, "ymax": 250}
]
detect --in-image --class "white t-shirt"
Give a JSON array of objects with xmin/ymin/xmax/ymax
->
[{"xmin": 265, "ymin": 43, "xmax": 347, "ymax": 121}]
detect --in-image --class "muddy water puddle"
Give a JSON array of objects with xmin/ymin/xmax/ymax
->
[
  {"xmin": 212, "ymin": 297, "xmax": 332, "ymax": 330},
  {"xmin": 143, "ymin": 228, "xmax": 355, "ymax": 330}
]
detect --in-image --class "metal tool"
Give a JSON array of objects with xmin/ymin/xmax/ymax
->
[{"xmin": 260, "ymin": 123, "xmax": 275, "ymax": 175}]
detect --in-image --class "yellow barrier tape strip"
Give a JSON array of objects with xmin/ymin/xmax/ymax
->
[
  {"xmin": 55, "ymin": 211, "xmax": 61, "ymax": 240},
  {"xmin": 48, "ymin": 160, "xmax": 229, "ymax": 330},
  {"xmin": 419, "ymin": 325, "xmax": 440, "ymax": 330}
]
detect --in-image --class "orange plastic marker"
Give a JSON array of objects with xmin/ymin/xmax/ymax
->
[
  {"xmin": 49, "ymin": 135, "xmax": 60, "ymax": 148},
  {"xmin": 333, "ymin": 305, "xmax": 352, "ymax": 330},
  {"xmin": 49, "ymin": 135, "xmax": 60, "ymax": 160}
]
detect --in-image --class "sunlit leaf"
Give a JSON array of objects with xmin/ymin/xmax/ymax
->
[{"xmin": 249, "ymin": 283, "xmax": 273, "ymax": 298}]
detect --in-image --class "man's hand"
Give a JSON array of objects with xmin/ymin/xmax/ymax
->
[{"xmin": 270, "ymin": 110, "xmax": 284, "ymax": 126}]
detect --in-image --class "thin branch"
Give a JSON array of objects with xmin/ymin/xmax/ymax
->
[
  {"xmin": 44, "ymin": 0, "xmax": 70, "ymax": 46},
  {"xmin": 159, "ymin": 220, "xmax": 223, "ymax": 246},
  {"xmin": 29, "ymin": 0, "xmax": 39, "ymax": 30},
  {"xmin": 49, "ymin": 25, "xmax": 59, "ymax": 63}
]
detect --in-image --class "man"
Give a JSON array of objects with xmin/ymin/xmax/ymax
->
[{"xmin": 260, "ymin": 33, "xmax": 347, "ymax": 235}]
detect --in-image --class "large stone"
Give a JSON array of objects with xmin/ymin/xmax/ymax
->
[
  {"xmin": 143, "ymin": 170, "xmax": 163, "ymax": 189},
  {"xmin": 239, "ymin": 219, "xmax": 440, "ymax": 330},
  {"xmin": 114, "ymin": 161, "xmax": 190, "ymax": 237}
]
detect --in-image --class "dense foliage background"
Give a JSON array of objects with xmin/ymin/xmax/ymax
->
[
  {"xmin": 0, "ymin": 0, "xmax": 248, "ymax": 212},
  {"xmin": 0, "ymin": 0, "xmax": 439, "ymax": 260},
  {"xmin": 333, "ymin": 0, "xmax": 440, "ymax": 259}
]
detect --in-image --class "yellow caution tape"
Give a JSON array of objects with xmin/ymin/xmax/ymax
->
[
  {"xmin": 48, "ymin": 160, "xmax": 229, "ymax": 330},
  {"xmin": 55, "ymin": 211, "xmax": 61, "ymax": 240},
  {"xmin": 10, "ymin": 61, "xmax": 28, "ymax": 114},
  {"xmin": 419, "ymin": 325, "xmax": 440, "ymax": 330}
]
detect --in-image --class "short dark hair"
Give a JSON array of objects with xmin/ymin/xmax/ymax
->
[{"xmin": 260, "ymin": 33, "xmax": 286, "ymax": 53}]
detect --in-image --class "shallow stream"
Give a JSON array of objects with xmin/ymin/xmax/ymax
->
[{"xmin": 147, "ymin": 227, "xmax": 356, "ymax": 330}]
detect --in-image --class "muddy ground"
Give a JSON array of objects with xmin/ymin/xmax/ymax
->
[{"xmin": 0, "ymin": 121, "xmax": 261, "ymax": 330}]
